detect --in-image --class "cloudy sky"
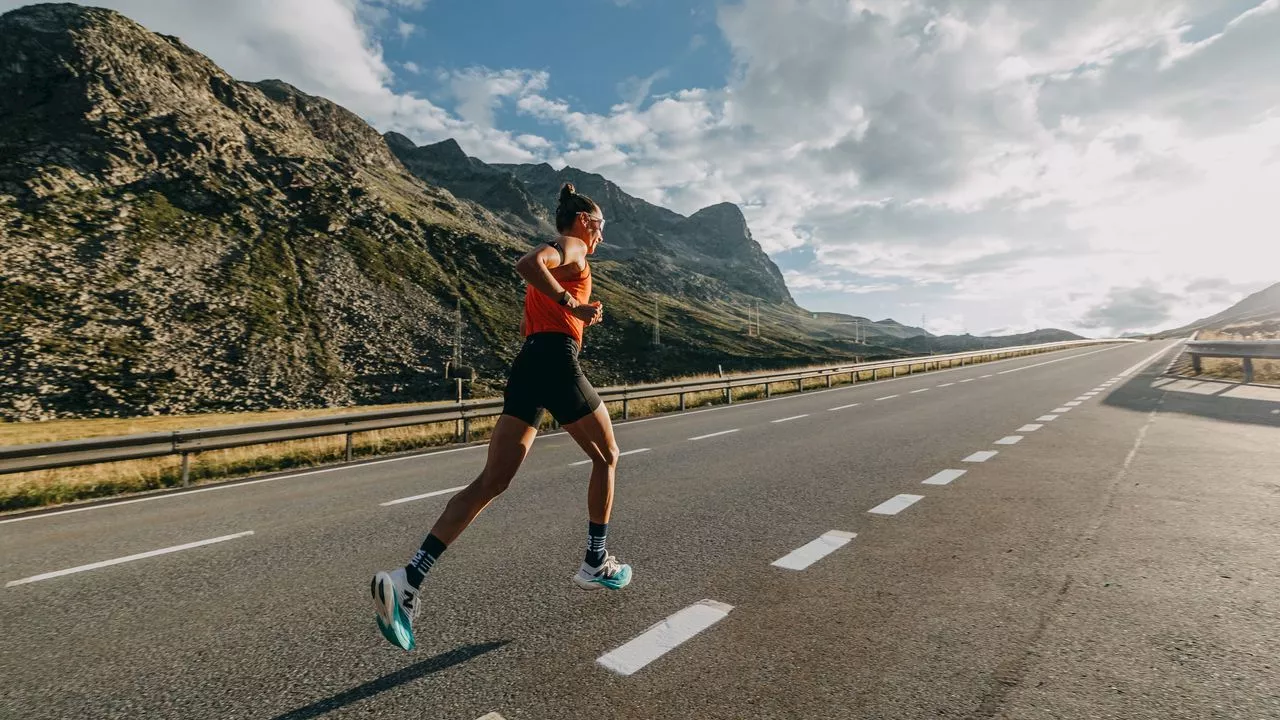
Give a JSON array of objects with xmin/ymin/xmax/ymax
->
[{"xmin": 7, "ymin": 0, "xmax": 1279, "ymax": 336}]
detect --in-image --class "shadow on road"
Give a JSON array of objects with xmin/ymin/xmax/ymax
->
[
  {"xmin": 269, "ymin": 640, "xmax": 509, "ymax": 720},
  {"xmin": 1104, "ymin": 372, "xmax": 1280, "ymax": 429}
]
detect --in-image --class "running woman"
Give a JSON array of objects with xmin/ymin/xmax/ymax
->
[{"xmin": 370, "ymin": 182, "xmax": 632, "ymax": 651}]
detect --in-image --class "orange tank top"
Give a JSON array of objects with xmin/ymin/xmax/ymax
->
[{"xmin": 522, "ymin": 246, "xmax": 592, "ymax": 345}]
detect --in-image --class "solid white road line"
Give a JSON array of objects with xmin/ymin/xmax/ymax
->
[
  {"xmin": 997, "ymin": 346, "xmax": 1120, "ymax": 374},
  {"xmin": 876, "ymin": 394, "xmax": 900, "ymax": 401},
  {"xmin": 828, "ymin": 403, "xmax": 861, "ymax": 411},
  {"xmin": 381, "ymin": 485, "xmax": 468, "ymax": 507},
  {"xmin": 772, "ymin": 531, "xmax": 856, "ymax": 570},
  {"xmin": 688, "ymin": 429, "xmax": 740, "ymax": 441},
  {"xmin": 869, "ymin": 494, "xmax": 924, "ymax": 515},
  {"xmin": 964, "ymin": 451, "xmax": 999, "ymax": 462},
  {"xmin": 597, "ymin": 600, "xmax": 733, "ymax": 676},
  {"xmin": 771, "ymin": 414, "xmax": 809, "ymax": 423},
  {"xmin": 571, "ymin": 448, "xmax": 649, "ymax": 466},
  {"xmin": 910, "ymin": 388, "xmax": 930, "ymax": 394},
  {"xmin": 1037, "ymin": 415, "xmax": 1059, "ymax": 421},
  {"xmin": 1119, "ymin": 344, "xmax": 1178, "ymax": 377},
  {"xmin": 1018, "ymin": 424, "xmax": 1044, "ymax": 432},
  {"xmin": 6, "ymin": 531, "xmax": 255, "ymax": 587},
  {"xmin": 922, "ymin": 469, "xmax": 967, "ymax": 486},
  {"xmin": 994, "ymin": 436, "xmax": 1023, "ymax": 445}
]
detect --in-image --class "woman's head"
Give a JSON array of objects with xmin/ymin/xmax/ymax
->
[{"xmin": 555, "ymin": 182, "xmax": 604, "ymax": 250}]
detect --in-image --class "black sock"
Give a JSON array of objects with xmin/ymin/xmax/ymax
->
[
  {"xmin": 585, "ymin": 521, "xmax": 607, "ymax": 567},
  {"xmin": 405, "ymin": 533, "xmax": 447, "ymax": 589}
]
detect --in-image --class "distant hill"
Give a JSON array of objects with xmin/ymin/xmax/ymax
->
[
  {"xmin": 1153, "ymin": 281, "xmax": 1280, "ymax": 338},
  {"xmin": 894, "ymin": 329, "xmax": 1087, "ymax": 354}
]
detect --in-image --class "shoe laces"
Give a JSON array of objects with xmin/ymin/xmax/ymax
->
[{"xmin": 596, "ymin": 554, "xmax": 623, "ymax": 578}]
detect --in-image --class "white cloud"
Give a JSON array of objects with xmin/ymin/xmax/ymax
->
[{"xmin": 493, "ymin": 0, "xmax": 1280, "ymax": 337}]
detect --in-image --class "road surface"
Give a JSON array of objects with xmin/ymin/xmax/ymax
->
[{"xmin": 2, "ymin": 339, "xmax": 1277, "ymax": 719}]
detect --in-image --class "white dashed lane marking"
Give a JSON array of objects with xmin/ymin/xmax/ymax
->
[
  {"xmin": 1018, "ymin": 424, "xmax": 1044, "ymax": 432},
  {"xmin": 772, "ymin": 531, "xmax": 857, "ymax": 570},
  {"xmin": 994, "ymin": 436, "xmax": 1023, "ymax": 445},
  {"xmin": 688, "ymin": 429, "xmax": 740, "ymax": 441},
  {"xmin": 910, "ymin": 388, "xmax": 930, "ymax": 394},
  {"xmin": 876, "ymin": 395, "xmax": 900, "ymax": 401},
  {"xmin": 964, "ymin": 451, "xmax": 999, "ymax": 463},
  {"xmin": 869, "ymin": 494, "xmax": 924, "ymax": 515},
  {"xmin": 382, "ymin": 485, "xmax": 468, "ymax": 507},
  {"xmin": 1037, "ymin": 415, "xmax": 1059, "ymax": 422},
  {"xmin": 922, "ymin": 469, "xmax": 967, "ymax": 486},
  {"xmin": 6, "ymin": 531, "xmax": 255, "ymax": 587},
  {"xmin": 772, "ymin": 414, "xmax": 810, "ymax": 424},
  {"xmin": 828, "ymin": 403, "xmax": 861, "ymax": 411},
  {"xmin": 571, "ymin": 448, "xmax": 649, "ymax": 466},
  {"xmin": 1052, "ymin": 407, "xmax": 1073, "ymax": 413},
  {"xmin": 1064, "ymin": 401, "xmax": 1082, "ymax": 407},
  {"xmin": 960, "ymin": 379, "xmax": 975, "ymax": 383},
  {"xmin": 981, "ymin": 374, "xmax": 994, "ymax": 378},
  {"xmin": 938, "ymin": 382, "xmax": 955, "ymax": 387},
  {"xmin": 597, "ymin": 600, "xmax": 734, "ymax": 676}
]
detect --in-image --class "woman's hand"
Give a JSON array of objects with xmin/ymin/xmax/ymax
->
[{"xmin": 572, "ymin": 301, "xmax": 603, "ymax": 326}]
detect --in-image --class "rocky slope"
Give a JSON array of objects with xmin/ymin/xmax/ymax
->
[
  {"xmin": 1153, "ymin": 281, "xmax": 1280, "ymax": 338},
  {"xmin": 0, "ymin": 3, "xmax": 861, "ymax": 422}
]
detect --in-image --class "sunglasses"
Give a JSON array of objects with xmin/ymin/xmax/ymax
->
[{"xmin": 582, "ymin": 212, "xmax": 605, "ymax": 229}]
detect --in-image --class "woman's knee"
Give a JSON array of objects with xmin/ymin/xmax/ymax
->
[
  {"xmin": 477, "ymin": 466, "xmax": 516, "ymax": 496},
  {"xmin": 594, "ymin": 442, "xmax": 621, "ymax": 469}
]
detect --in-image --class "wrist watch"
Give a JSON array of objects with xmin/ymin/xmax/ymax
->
[{"xmin": 557, "ymin": 290, "xmax": 572, "ymax": 306}]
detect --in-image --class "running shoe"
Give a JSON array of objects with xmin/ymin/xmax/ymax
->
[
  {"xmin": 572, "ymin": 554, "xmax": 632, "ymax": 590},
  {"xmin": 370, "ymin": 567, "xmax": 418, "ymax": 650}
]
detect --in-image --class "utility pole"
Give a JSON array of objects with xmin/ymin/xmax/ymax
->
[{"xmin": 652, "ymin": 296, "xmax": 661, "ymax": 346}]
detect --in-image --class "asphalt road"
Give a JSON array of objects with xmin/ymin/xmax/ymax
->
[{"xmin": 2, "ymin": 339, "xmax": 1277, "ymax": 720}]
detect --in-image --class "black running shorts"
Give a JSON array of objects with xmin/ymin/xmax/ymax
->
[{"xmin": 502, "ymin": 332, "xmax": 603, "ymax": 427}]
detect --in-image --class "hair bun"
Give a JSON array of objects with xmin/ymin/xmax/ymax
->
[{"xmin": 559, "ymin": 182, "xmax": 576, "ymax": 201}]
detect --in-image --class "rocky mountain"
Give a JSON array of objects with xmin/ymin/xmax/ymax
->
[
  {"xmin": 0, "ymin": 4, "xmax": 1096, "ymax": 424},
  {"xmin": 384, "ymin": 135, "xmax": 796, "ymax": 306},
  {"xmin": 1153, "ymin": 281, "xmax": 1280, "ymax": 338},
  {"xmin": 0, "ymin": 3, "xmax": 871, "ymax": 422}
]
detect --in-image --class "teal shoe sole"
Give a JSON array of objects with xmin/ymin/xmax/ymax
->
[{"xmin": 592, "ymin": 564, "xmax": 632, "ymax": 590}]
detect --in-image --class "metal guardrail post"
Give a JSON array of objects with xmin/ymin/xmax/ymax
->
[
  {"xmin": 765, "ymin": 382, "xmax": 771, "ymax": 398},
  {"xmin": 1192, "ymin": 355, "xmax": 1202, "ymax": 374},
  {"xmin": 826, "ymin": 374, "xmax": 832, "ymax": 388},
  {"xmin": 345, "ymin": 433, "xmax": 353, "ymax": 462},
  {"xmin": 462, "ymin": 417, "xmax": 471, "ymax": 442},
  {"xmin": 679, "ymin": 393, "xmax": 686, "ymax": 411},
  {"xmin": 181, "ymin": 452, "xmax": 190, "ymax": 487},
  {"xmin": 797, "ymin": 377, "xmax": 804, "ymax": 392},
  {"xmin": 1243, "ymin": 358, "xmax": 1254, "ymax": 384},
  {"xmin": 623, "ymin": 397, "xmax": 630, "ymax": 420}
]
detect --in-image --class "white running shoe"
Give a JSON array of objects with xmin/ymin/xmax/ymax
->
[
  {"xmin": 572, "ymin": 554, "xmax": 633, "ymax": 590},
  {"xmin": 370, "ymin": 567, "xmax": 419, "ymax": 651}
]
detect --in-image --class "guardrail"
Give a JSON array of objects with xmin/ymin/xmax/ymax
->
[
  {"xmin": 1183, "ymin": 340, "xmax": 1280, "ymax": 384},
  {"xmin": 0, "ymin": 339, "xmax": 1136, "ymax": 483}
]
